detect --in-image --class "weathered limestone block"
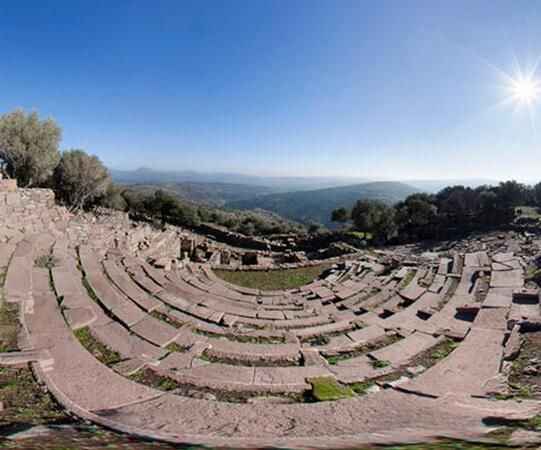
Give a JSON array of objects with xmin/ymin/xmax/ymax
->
[
  {"xmin": 5, "ymin": 192, "xmax": 20, "ymax": 206},
  {"xmin": 0, "ymin": 179, "xmax": 17, "ymax": 192}
]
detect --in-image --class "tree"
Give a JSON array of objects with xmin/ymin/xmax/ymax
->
[
  {"xmin": 96, "ymin": 183, "xmax": 127, "ymax": 211},
  {"xmin": 396, "ymin": 194, "xmax": 436, "ymax": 228},
  {"xmin": 331, "ymin": 207, "xmax": 349, "ymax": 224},
  {"xmin": 152, "ymin": 190, "xmax": 179, "ymax": 225},
  {"xmin": 308, "ymin": 222, "xmax": 323, "ymax": 234},
  {"xmin": 54, "ymin": 149, "xmax": 111, "ymax": 211},
  {"xmin": 0, "ymin": 109, "xmax": 61, "ymax": 187},
  {"xmin": 351, "ymin": 199, "xmax": 396, "ymax": 243},
  {"xmin": 496, "ymin": 180, "xmax": 527, "ymax": 208},
  {"xmin": 533, "ymin": 182, "xmax": 541, "ymax": 207}
]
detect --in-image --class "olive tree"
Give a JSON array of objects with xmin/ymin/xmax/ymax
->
[
  {"xmin": 351, "ymin": 199, "xmax": 397, "ymax": 243},
  {"xmin": 54, "ymin": 149, "xmax": 110, "ymax": 211},
  {"xmin": 0, "ymin": 109, "xmax": 61, "ymax": 186},
  {"xmin": 331, "ymin": 207, "xmax": 349, "ymax": 224}
]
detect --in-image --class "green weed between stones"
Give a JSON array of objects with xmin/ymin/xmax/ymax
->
[
  {"xmin": 308, "ymin": 376, "xmax": 354, "ymax": 401},
  {"xmin": 372, "ymin": 359, "xmax": 391, "ymax": 369},
  {"xmin": 74, "ymin": 326, "xmax": 122, "ymax": 366}
]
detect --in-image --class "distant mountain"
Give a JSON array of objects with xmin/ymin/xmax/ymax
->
[
  {"xmin": 124, "ymin": 182, "xmax": 275, "ymax": 207},
  {"xmin": 227, "ymin": 181, "xmax": 420, "ymax": 227},
  {"xmin": 406, "ymin": 179, "xmax": 501, "ymax": 193},
  {"xmin": 110, "ymin": 167, "xmax": 370, "ymax": 192}
]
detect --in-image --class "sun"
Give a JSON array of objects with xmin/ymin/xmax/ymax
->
[{"xmin": 509, "ymin": 75, "xmax": 540, "ymax": 105}]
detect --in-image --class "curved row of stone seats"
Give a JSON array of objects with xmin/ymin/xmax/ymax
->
[
  {"xmin": 43, "ymin": 246, "xmax": 345, "ymax": 392},
  {"xmin": 5, "ymin": 239, "xmax": 35, "ymax": 304},
  {"xmin": 151, "ymin": 264, "xmax": 348, "ymax": 330},
  {"xmin": 70, "ymin": 247, "xmax": 428, "ymax": 377},
  {"xmin": 333, "ymin": 252, "xmax": 489, "ymax": 341},
  {"xmin": 24, "ymin": 262, "xmax": 537, "ymax": 447},
  {"xmin": 102, "ymin": 257, "xmax": 161, "ymax": 312},
  {"xmin": 375, "ymin": 256, "xmax": 480, "ymax": 338},
  {"xmin": 63, "ymin": 244, "xmax": 508, "ymax": 385},
  {"xmin": 155, "ymin": 358, "xmax": 331, "ymax": 393},
  {"xmin": 66, "ymin": 248, "xmax": 308, "ymax": 365},
  {"xmin": 188, "ymin": 261, "xmax": 389, "ymax": 313},
  {"xmin": 6, "ymin": 234, "xmax": 541, "ymax": 447},
  {"xmin": 186, "ymin": 264, "xmax": 309, "ymax": 306},
  {"xmin": 50, "ymin": 247, "xmax": 408, "ymax": 388},
  {"xmin": 165, "ymin": 257, "xmax": 455, "ymax": 345},
  {"xmin": 0, "ymin": 242, "xmax": 15, "ymax": 275},
  {"xmin": 76, "ymin": 246, "xmax": 182, "ymax": 348},
  {"xmin": 50, "ymin": 243, "xmax": 167, "ymax": 365},
  {"xmin": 385, "ymin": 251, "xmax": 527, "ymax": 399},
  {"xmin": 154, "ymin": 258, "xmax": 452, "ymax": 364}
]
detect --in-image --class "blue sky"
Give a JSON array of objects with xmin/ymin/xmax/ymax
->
[{"xmin": 1, "ymin": 1, "xmax": 541, "ymax": 180}]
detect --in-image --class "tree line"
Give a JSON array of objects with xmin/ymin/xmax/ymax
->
[{"xmin": 332, "ymin": 181, "xmax": 540, "ymax": 243}]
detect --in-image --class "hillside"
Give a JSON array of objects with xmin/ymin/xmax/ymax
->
[
  {"xmin": 111, "ymin": 167, "xmax": 369, "ymax": 192},
  {"xmin": 123, "ymin": 182, "xmax": 274, "ymax": 207},
  {"xmin": 227, "ymin": 181, "xmax": 420, "ymax": 227}
]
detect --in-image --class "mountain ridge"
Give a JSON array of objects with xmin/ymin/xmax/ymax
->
[{"xmin": 226, "ymin": 181, "xmax": 420, "ymax": 227}]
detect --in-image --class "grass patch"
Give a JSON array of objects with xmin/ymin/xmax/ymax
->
[
  {"xmin": 371, "ymin": 359, "xmax": 391, "ymax": 369},
  {"xmin": 193, "ymin": 328, "xmax": 284, "ymax": 344},
  {"xmin": 74, "ymin": 327, "xmax": 122, "ymax": 366},
  {"xmin": 507, "ymin": 382, "xmax": 535, "ymax": 399},
  {"xmin": 348, "ymin": 381, "xmax": 376, "ymax": 395},
  {"xmin": 526, "ymin": 266, "xmax": 541, "ymax": 282},
  {"xmin": 325, "ymin": 354, "xmax": 343, "ymax": 365},
  {"xmin": 165, "ymin": 342, "xmax": 188, "ymax": 353},
  {"xmin": 399, "ymin": 269, "xmax": 416, "ymax": 289},
  {"xmin": 214, "ymin": 264, "xmax": 331, "ymax": 290},
  {"xmin": 506, "ymin": 331, "xmax": 541, "ymax": 400},
  {"xmin": 322, "ymin": 334, "xmax": 402, "ymax": 363},
  {"xmin": 430, "ymin": 339, "xmax": 459, "ymax": 360},
  {"xmin": 346, "ymin": 231, "xmax": 373, "ymax": 240},
  {"xmin": 0, "ymin": 302, "xmax": 19, "ymax": 352},
  {"xmin": 0, "ymin": 366, "xmax": 68, "ymax": 426},
  {"xmin": 129, "ymin": 367, "xmax": 180, "ymax": 391},
  {"xmin": 525, "ymin": 414, "xmax": 541, "ymax": 430},
  {"xmin": 81, "ymin": 276, "xmax": 100, "ymax": 303},
  {"xmin": 150, "ymin": 310, "xmax": 184, "ymax": 328},
  {"xmin": 306, "ymin": 334, "xmax": 331, "ymax": 347},
  {"xmin": 515, "ymin": 205, "xmax": 541, "ymax": 219},
  {"xmin": 308, "ymin": 376, "xmax": 354, "ymax": 401}
]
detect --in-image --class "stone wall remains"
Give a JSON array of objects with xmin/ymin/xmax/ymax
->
[{"xmin": 0, "ymin": 188, "xmax": 71, "ymax": 243}]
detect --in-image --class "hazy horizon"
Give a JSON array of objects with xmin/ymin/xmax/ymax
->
[
  {"xmin": 2, "ymin": 1, "xmax": 541, "ymax": 180},
  {"xmin": 111, "ymin": 166, "xmax": 521, "ymax": 185}
]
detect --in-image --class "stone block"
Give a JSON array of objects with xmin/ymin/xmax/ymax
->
[{"xmin": 0, "ymin": 179, "xmax": 17, "ymax": 192}]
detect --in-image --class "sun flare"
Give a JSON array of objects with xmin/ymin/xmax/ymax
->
[{"xmin": 509, "ymin": 75, "xmax": 540, "ymax": 105}]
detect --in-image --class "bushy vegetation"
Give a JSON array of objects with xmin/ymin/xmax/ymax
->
[
  {"xmin": 333, "ymin": 181, "xmax": 541, "ymax": 244},
  {"xmin": 121, "ymin": 188, "xmax": 305, "ymax": 235}
]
